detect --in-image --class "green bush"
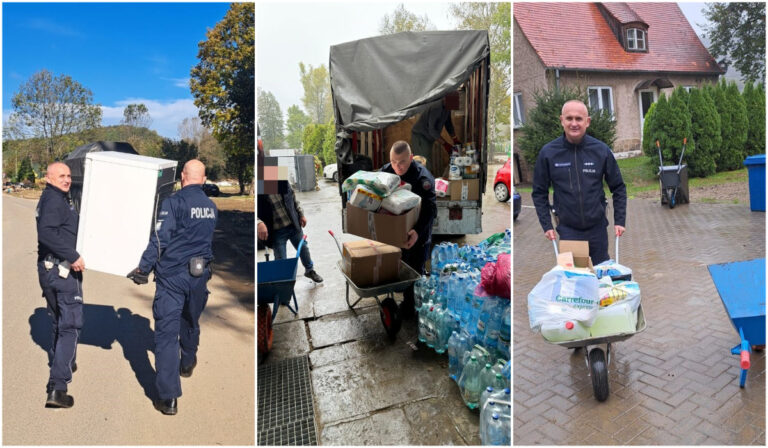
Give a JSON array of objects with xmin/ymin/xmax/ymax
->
[
  {"xmin": 518, "ymin": 85, "xmax": 616, "ymax": 168},
  {"xmin": 743, "ymin": 82, "xmax": 766, "ymax": 156},
  {"xmin": 687, "ymin": 88, "xmax": 719, "ymax": 177},
  {"xmin": 715, "ymin": 79, "xmax": 748, "ymax": 171}
]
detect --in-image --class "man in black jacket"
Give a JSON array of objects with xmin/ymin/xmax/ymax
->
[
  {"xmin": 36, "ymin": 162, "xmax": 86, "ymax": 408},
  {"xmin": 381, "ymin": 141, "xmax": 437, "ymax": 318},
  {"xmin": 532, "ymin": 100, "xmax": 627, "ymax": 265}
]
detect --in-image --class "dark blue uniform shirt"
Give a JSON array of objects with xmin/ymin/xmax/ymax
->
[
  {"xmin": 36, "ymin": 184, "xmax": 80, "ymax": 263},
  {"xmin": 532, "ymin": 134, "xmax": 627, "ymax": 232},
  {"xmin": 381, "ymin": 161, "xmax": 437, "ymax": 246},
  {"xmin": 139, "ymin": 184, "xmax": 218, "ymax": 276}
]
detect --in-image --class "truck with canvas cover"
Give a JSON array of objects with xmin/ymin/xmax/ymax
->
[{"xmin": 330, "ymin": 30, "xmax": 491, "ymax": 235}]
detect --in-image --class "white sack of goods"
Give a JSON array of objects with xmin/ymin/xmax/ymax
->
[
  {"xmin": 380, "ymin": 188, "xmax": 421, "ymax": 215},
  {"xmin": 341, "ymin": 170, "xmax": 401, "ymax": 197},
  {"xmin": 527, "ymin": 266, "xmax": 600, "ymax": 331}
]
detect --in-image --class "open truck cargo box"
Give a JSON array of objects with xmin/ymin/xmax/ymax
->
[
  {"xmin": 75, "ymin": 152, "xmax": 177, "ymax": 277},
  {"xmin": 330, "ymin": 30, "xmax": 490, "ymax": 235}
]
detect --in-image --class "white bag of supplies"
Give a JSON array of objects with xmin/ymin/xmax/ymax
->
[
  {"xmin": 527, "ymin": 266, "xmax": 600, "ymax": 331},
  {"xmin": 342, "ymin": 170, "xmax": 401, "ymax": 197},
  {"xmin": 348, "ymin": 184, "xmax": 383, "ymax": 212},
  {"xmin": 380, "ymin": 189, "xmax": 421, "ymax": 215}
]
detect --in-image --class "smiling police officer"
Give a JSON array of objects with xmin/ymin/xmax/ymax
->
[
  {"xmin": 381, "ymin": 141, "xmax": 437, "ymax": 319},
  {"xmin": 127, "ymin": 159, "xmax": 218, "ymax": 415},
  {"xmin": 532, "ymin": 100, "xmax": 627, "ymax": 265},
  {"xmin": 37, "ymin": 162, "xmax": 86, "ymax": 409}
]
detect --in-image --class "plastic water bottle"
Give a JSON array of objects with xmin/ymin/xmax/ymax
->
[
  {"xmin": 497, "ymin": 303, "xmax": 511, "ymax": 359},
  {"xmin": 460, "ymin": 355, "xmax": 483, "ymax": 409},
  {"xmin": 479, "ymin": 386, "xmax": 495, "ymax": 412},
  {"xmin": 447, "ymin": 331, "xmax": 462, "ymax": 381},
  {"xmin": 486, "ymin": 413, "xmax": 506, "ymax": 445},
  {"xmin": 417, "ymin": 303, "xmax": 430, "ymax": 343},
  {"xmin": 491, "ymin": 373, "xmax": 506, "ymax": 393},
  {"xmin": 480, "ymin": 297, "xmax": 502, "ymax": 352},
  {"xmin": 430, "ymin": 246, "xmax": 440, "ymax": 275},
  {"xmin": 425, "ymin": 305, "xmax": 437, "ymax": 348},
  {"xmin": 479, "ymin": 363, "xmax": 496, "ymax": 390},
  {"xmin": 434, "ymin": 306, "xmax": 449, "ymax": 353},
  {"xmin": 456, "ymin": 335, "xmax": 469, "ymax": 381}
]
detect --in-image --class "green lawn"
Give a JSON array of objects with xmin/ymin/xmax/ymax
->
[{"xmin": 516, "ymin": 155, "xmax": 748, "ymax": 198}]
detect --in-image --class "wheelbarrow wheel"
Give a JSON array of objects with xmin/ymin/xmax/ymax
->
[
  {"xmin": 380, "ymin": 298, "xmax": 401, "ymax": 340},
  {"xmin": 257, "ymin": 304, "xmax": 274, "ymax": 355},
  {"xmin": 667, "ymin": 188, "xmax": 676, "ymax": 209},
  {"xmin": 589, "ymin": 348, "xmax": 610, "ymax": 402}
]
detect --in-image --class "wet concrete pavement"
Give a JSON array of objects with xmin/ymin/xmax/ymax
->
[
  {"xmin": 259, "ymin": 164, "xmax": 510, "ymax": 445},
  {"xmin": 513, "ymin": 194, "xmax": 765, "ymax": 445}
]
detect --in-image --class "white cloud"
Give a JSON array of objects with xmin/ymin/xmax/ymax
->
[
  {"xmin": 101, "ymin": 98, "xmax": 199, "ymax": 139},
  {"xmin": 161, "ymin": 77, "xmax": 191, "ymax": 88}
]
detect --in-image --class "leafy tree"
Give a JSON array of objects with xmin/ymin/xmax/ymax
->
[
  {"xmin": 190, "ymin": 2, "xmax": 254, "ymax": 194},
  {"xmin": 15, "ymin": 157, "xmax": 35, "ymax": 184},
  {"xmin": 285, "ymin": 105, "xmax": 312, "ymax": 149},
  {"xmin": 299, "ymin": 63, "xmax": 333, "ymax": 124},
  {"xmin": 322, "ymin": 120, "xmax": 336, "ymax": 165},
  {"xmin": 257, "ymin": 88, "xmax": 284, "ymax": 150},
  {"xmin": 121, "ymin": 103, "xmax": 152, "ymax": 128},
  {"xmin": 178, "ymin": 117, "xmax": 225, "ymax": 180},
  {"xmin": 10, "ymin": 69, "xmax": 102, "ymax": 163},
  {"xmin": 449, "ymin": 2, "xmax": 511, "ymax": 148},
  {"xmin": 703, "ymin": 2, "xmax": 765, "ymax": 83},
  {"xmin": 160, "ymin": 138, "xmax": 198, "ymax": 180},
  {"xmin": 742, "ymin": 82, "xmax": 766, "ymax": 155},
  {"xmin": 518, "ymin": 85, "xmax": 616, "ymax": 167},
  {"xmin": 301, "ymin": 123, "xmax": 330, "ymax": 158},
  {"xmin": 379, "ymin": 3, "xmax": 435, "ymax": 34},
  {"xmin": 686, "ymin": 88, "xmax": 719, "ymax": 177}
]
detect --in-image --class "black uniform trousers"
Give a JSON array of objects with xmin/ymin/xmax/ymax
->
[
  {"xmin": 153, "ymin": 267, "xmax": 210, "ymax": 400},
  {"xmin": 37, "ymin": 261, "xmax": 83, "ymax": 392},
  {"xmin": 556, "ymin": 216, "xmax": 611, "ymax": 265}
]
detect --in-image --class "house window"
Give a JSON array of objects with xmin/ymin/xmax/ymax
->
[
  {"xmin": 683, "ymin": 86, "xmax": 694, "ymax": 92},
  {"xmin": 588, "ymin": 87, "xmax": 614, "ymax": 118},
  {"xmin": 626, "ymin": 28, "xmax": 646, "ymax": 51},
  {"xmin": 514, "ymin": 92, "xmax": 525, "ymax": 128}
]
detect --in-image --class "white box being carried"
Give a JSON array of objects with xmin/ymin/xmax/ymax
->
[{"xmin": 75, "ymin": 152, "xmax": 178, "ymax": 276}]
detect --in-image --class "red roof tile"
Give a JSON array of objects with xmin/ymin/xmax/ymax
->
[
  {"xmin": 514, "ymin": 2, "xmax": 724, "ymax": 74},
  {"xmin": 601, "ymin": 2, "xmax": 645, "ymax": 25}
]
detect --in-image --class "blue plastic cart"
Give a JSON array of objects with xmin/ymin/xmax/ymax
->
[
  {"xmin": 708, "ymin": 258, "xmax": 766, "ymax": 387},
  {"xmin": 257, "ymin": 237, "xmax": 305, "ymax": 355}
]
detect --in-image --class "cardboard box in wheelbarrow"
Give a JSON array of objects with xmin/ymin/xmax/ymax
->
[
  {"xmin": 345, "ymin": 203, "xmax": 420, "ymax": 248},
  {"xmin": 556, "ymin": 240, "xmax": 594, "ymax": 273},
  {"xmin": 342, "ymin": 240, "xmax": 401, "ymax": 287}
]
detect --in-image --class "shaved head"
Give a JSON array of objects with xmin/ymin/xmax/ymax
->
[
  {"xmin": 46, "ymin": 162, "xmax": 72, "ymax": 192},
  {"xmin": 181, "ymin": 159, "xmax": 207, "ymax": 187},
  {"xmin": 561, "ymin": 100, "xmax": 588, "ymax": 116}
]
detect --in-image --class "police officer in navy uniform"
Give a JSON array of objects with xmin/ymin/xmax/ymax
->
[
  {"xmin": 381, "ymin": 141, "xmax": 437, "ymax": 318},
  {"xmin": 128, "ymin": 159, "xmax": 218, "ymax": 415},
  {"xmin": 37, "ymin": 162, "xmax": 86, "ymax": 408},
  {"xmin": 532, "ymin": 100, "xmax": 627, "ymax": 265}
]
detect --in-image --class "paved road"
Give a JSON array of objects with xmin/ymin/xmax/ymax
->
[
  {"xmin": 259, "ymin": 166, "xmax": 510, "ymax": 445},
  {"xmin": 513, "ymin": 195, "xmax": 765, "ymax": 445},
  {"xmin": 3, "ymin": 194, "xmax": 254, "ymax": 445}
]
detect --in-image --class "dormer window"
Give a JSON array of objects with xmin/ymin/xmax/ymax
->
[{"xmin": 626, "ymin": 28, "xmax": 646, "ymax": 51}]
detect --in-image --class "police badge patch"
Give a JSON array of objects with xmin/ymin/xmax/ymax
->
[{"xmin": 423, "ymin": 180, "xmax": 432, "ymax": 191}]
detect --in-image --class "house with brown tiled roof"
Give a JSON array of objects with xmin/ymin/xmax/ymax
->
[{"xmin": 513, "ymin": 2, "xmax": 724, "ymax": 182}]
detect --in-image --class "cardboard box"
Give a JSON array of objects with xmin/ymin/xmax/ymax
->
[
  {"xmin": 558, "ymin": 240, "xmax": 594, "ymax": 272},
  {"xmin": 449, "ymin": 178, "xmax": 480, "ymax": 201},
  {"xmin": 342, "ymin": 240, "xmax": 401, "ymax": 287},
  {"xmin": 345, "ymin": 203, "xmax": 420, "ymax": 248}
]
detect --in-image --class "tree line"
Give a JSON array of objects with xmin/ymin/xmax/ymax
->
[{"xmin": 3, "ymin": 3, "xmax": 254, "ymax": 194}]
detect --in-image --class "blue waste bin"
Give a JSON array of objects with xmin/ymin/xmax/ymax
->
[{"xmin": 743, "ymin": 155, "xmax": 765, "ymax": 212}]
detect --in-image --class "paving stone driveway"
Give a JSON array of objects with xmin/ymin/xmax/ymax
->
[{"xmin": 513, "ymin": 197, "xmax": 765, "ymax": 445}]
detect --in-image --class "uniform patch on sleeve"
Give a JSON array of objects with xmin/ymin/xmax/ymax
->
[{"xmin": 423, "ymin": 180, "xmax": 432, "ymax": 191}]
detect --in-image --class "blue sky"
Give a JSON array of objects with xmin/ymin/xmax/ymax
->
[{"xmin": 2, "ymin": 2, "xmax": 232, "ymax": 138}]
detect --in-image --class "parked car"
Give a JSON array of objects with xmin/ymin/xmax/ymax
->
[
  {"xmin": 513, "ymin": 187, "xmax": 521, "ymax": 221},
  {"xmin": 202, "ymin": 182, "xmax": 220, "ymax": 197},
  {"xmin": 323, "ymin": 163, "xmax": 339, "ymax": 182},
  {"xmin": 493, "ymin": 158, "xmax": 511, "ymax": 202}
]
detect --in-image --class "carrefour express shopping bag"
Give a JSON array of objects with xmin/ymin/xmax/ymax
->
[{"xmin": 527, "ymin": 266, "xmax": 600, "ymax": 332}]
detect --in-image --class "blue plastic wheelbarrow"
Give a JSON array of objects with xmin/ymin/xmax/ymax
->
[
  {"xmin": 708, "ymin": 258, "xmax": 766, "ymax": 387},
  {"xmin": 257, "ymin": 236, "xmax": 305, "ymax": 355}
]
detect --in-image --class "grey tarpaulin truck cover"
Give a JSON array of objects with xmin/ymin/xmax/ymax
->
[{"xmin": 330, "ymin": 30, "xmax": 491, "ymax": 232}]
